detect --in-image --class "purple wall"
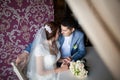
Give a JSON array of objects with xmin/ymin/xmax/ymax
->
[{"xmin": 0, "ymin": 0, "xmax": 54, "ymax": 79}]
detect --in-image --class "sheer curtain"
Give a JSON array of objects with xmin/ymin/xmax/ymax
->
[{"xmin": 65, "ymin": 0, "xmax": 120, "ymax": 79}]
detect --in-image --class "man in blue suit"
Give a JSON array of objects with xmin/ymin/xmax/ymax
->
[
  {"xmin": 57, "ymin": 17, "xmax": 86, "ymax": 66},
  {"xmin": 16, "ymin": 17, "xmax": 86, "ymax": 68}
]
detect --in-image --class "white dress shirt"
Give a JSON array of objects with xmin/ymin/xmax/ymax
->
[{"xmin": 61, "ymin": 34, "xmax": 73, "ymax": 58}]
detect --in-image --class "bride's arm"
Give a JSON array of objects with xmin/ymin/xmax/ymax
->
[
  {"xmin": 54, "ymin": 62, "xmax": 69, "ymax": 73},
  {"xmin": 36, "ymin": 56, "xmax": 68, "ymax": 76}
]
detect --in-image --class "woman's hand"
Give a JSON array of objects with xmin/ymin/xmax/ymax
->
[
  {"xmin": 63, "ymin": 57, "xmax": 71, "ymax": 64},
  {"xmin": 60, "ymin": 61, "xmax": 69, "ymax": 71},
  {"xmin": 58, "ymin": 57, "xmax": 71, "ymax": 63}
]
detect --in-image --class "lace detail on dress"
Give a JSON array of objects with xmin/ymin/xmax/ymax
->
[{"xmin": 27, "ymin": 41, "xmax": 60, "ymax": 80}]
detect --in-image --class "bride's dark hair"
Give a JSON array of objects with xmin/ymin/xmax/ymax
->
[
  {"xmin": 44, "ymin": 21, "xmax": 59, "ymax": 55},
  {"xmin": 44, "ymin": 21, "xmax": 58, "ymax": 40}
]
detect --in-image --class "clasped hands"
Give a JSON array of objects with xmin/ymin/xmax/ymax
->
[
  {"xmin": 58, "ymin": 57, "xmax": 71, "ymax": 70},
  {"xmin": 15, "ymin": 52, "xmax": 71, "ymax": 71}
]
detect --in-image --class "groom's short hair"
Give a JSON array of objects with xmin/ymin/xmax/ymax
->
[{"xmin": 61, "ymin": 16, "xmax": 78, "ymax": 29}]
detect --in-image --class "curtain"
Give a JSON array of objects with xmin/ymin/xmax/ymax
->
[{"xmin": 65, "ymin": 0, "xmax": 120, "ymax": 79}]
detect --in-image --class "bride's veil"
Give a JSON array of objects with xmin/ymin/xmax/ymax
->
[
  {"xmin": 27, "ymin": 26, "xmax": 47, "ymax": 79},
  {"xmin": 32, "ymin": 27, "xmax": 47, "ymax": 48}
]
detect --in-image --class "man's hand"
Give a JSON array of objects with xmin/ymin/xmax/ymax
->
[
  {"xmin": 57, "ymin": 57, "xmax": 71, "ymax": 67},
  {"xmin": 60, "ymin": 61, "xmax": 69, "ymax": 71},
  {"xmin": 15, "ymin": 52, "xmax": 29, "ymax": 70},
  {"xmin": 63, "ymin": 57, "xmax": 71, "ymax": 64}
]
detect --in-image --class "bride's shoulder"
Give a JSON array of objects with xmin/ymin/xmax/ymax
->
[
  {"xmin": 39, "ymin": 42, "xmax": 49, "ymax": 49},
  {"xmin": 34, "ymin": 42, "xmax": 48, "ymax": 56}
]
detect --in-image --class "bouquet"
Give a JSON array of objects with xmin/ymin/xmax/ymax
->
[{"xmin": 69, "ymin": 60, "xmax": 88, "ymax": 79}]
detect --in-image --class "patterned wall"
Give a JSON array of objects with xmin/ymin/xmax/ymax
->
[{"xmin": 0, "ymin": 0, "xmax": 54, "ymax": 79}]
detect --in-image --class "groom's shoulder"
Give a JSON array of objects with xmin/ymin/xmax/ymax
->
[{"xmin": 74, "ymin": 30, "xmax": 84, "ymax": 36}]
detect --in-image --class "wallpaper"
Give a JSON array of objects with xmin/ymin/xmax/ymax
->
[{"xmin": 0, "ymin": 0, "xmax": 54, "ymax": 79}]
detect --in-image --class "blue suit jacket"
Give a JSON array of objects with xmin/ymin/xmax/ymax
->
[
  {"xmin": 58, "ymin": 30, "xmax": 86, "ymax": 61},
  {"xmin": 25, "ymin": 30, "xmax": 86, "ymax": 61}
]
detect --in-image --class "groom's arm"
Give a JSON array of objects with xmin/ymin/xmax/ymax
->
[
  {"xmin": 71, "ymin": 34, "xmax": 86, "ymax": 61},
  {"xmin": 15, "ymin": 43, "xmax": 32, "ymax": 69},
  {"xmin": 24, "ymin": 43, "xmax": 32, "ymax": 54},
  {"xmin": 71, "ymin": 50, "xmax": 86, "ymax": 61}
]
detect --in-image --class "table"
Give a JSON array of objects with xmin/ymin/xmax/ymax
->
[
  {"xmin": 58, "ymin": 70, "xmax": 82, "ymax": 80},
  {"xmin": 59, "ymin": 47, "xmax": 113, "ymax": 80}
]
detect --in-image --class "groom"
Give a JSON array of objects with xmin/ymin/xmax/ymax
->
[{"xmin": 16, "ymin": 17, "xmax": 86, "ymax": 68}]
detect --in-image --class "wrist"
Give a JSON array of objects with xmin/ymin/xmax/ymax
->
[
  {"xmin": 23, "ymin": 50, "xmax": 29, "ymax": 54},
  {"xmin": 23, "ymin": 51, "xmax": 29, "ymax": 56},
  {"xmin": 25, "ymin": 52, "xmax": 29, "ymax": 56},
  {"xmin": 54, "ymin": 68, "xmax": 62, "ymax": 73},
  {"xmin": 58, "ymin": 58, "xmax": 64, "ymax": 62}
]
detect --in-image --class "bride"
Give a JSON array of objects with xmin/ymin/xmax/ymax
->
[{"xmin": 27, "ymin": 22, "xmax": 68, "ymax": 80}]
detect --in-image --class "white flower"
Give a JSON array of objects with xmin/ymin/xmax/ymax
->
[
  {"xmin": 69, "ymin": 60, "xmax": 88, "ymax": 79},
  {"xmin": 44, "ymin": 25, "xmax": 52, "ymax": 33}
]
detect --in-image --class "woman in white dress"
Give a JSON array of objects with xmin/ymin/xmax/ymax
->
[{"xmin": 27, "ymin": 22, "xmax": 68, "ymax": 80}]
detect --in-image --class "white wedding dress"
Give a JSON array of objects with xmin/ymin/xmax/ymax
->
[
  {"xmin": 27, "ymin": 41, "xmax": 60, "ymax": 80},
  {"xmin": 27, "ymin": 27, "xmax": 60, "ymax": 80}
]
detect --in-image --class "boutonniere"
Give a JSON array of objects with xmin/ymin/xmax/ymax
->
[{"xmin": 73, "ymin": 44, "xmax": 77, "ymax": 50}]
